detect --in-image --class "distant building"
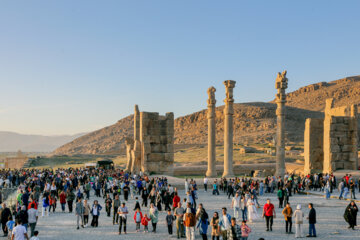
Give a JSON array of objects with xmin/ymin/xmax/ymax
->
[{"xmin": 4, "ymin": 150, "xmax": 28, "ymax": 169}]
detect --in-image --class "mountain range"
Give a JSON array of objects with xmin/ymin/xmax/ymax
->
[{"xmin": 53, "ymin": 75, "xmax": 360, "ymax": 155}]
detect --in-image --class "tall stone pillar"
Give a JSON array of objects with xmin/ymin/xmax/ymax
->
[
  {"xmin": 223, "ymin": 80, "xmax": 236, "ymax": 178},
  {"xmin": 275, "ymin": 71, "xmax": 288, "ymax": 177},
  {"xmin": 131, "ymin": 104, "xmax": 142, "ymax": 173},
  {"xmin": 206, "ymin": 86, "xmax": 217, "ymax": 177}
]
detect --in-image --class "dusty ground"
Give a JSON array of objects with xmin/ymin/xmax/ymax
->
[{"xmin": 34, "ymin": 182, "xmax": 360, "ymax": 240}]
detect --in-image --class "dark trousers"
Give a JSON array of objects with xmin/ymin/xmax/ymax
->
[
  {"xmin": 204, "ymin": 184, "xmax": 208, "ymax": 191},
  {"xmin": 84, "ymin": 215, "xmax": 89, "ymax": 225},
  {"xmin": 201, "ymin": 233, "xmax": 208, "ymax": 240},
  {"xmin": 113, "ymin": 207, "xmax": 119, "ymax": 224},
  {"xmin": 309, "ymin": 223, "xmax": 316, "ymax": 236},
  {"xmin": 29, "ymin": 222, "xmax": 36, "ymax": 237},
  {"xmin": 142, "ymin": 198, "xmax": 148, "ymax": 207},
  {"xmin": 286, "ymin": 217, "xmax": 292, "ymax": 232},
  {"xmin": 152, "ymin": 222, "xmax": 157, "ymax": 232},
  {"xmin": 278, "ymin": 198, "xmax": 284, "ymax": 208},
  {"xmin": 212, "ymin": 236, "xmax": 220, "ymax": 240},
  {"xmin": 91, "ymin": 215, "xmax": 99, "ymax": 227},
  {"xmin": 106, "ymin": 205, "xmax": 111, "ymax": 217},
  {"xmin": 67, "ymin": 200, "xmax": 73, "ymax": 212},
  {"xmin": 2, "ymin": 221, "xmax": 8, "ymax": 235},
  {"xmin": 136, "ymin": 222, "xmax": 141, "ymax": 230},
  {"xmin": 119, "ymin": 216, "xmax": 127, "ymax": 233},
  {"xmin": 168, "ymin": 224, "xmax": 173, "ymax": 234},
  {"xmin": 61, "ymin": 203, "xmax": 66, "ymax": 212},
  {"xmin": 85, "ymin": 190, "xmax": 90, "ymax": 199},
  {"xmin": 265, "ymin": 215, "xmax": 273, "ymax": 230}
]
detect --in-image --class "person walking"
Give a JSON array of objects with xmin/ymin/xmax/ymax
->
[
  {"xmin": 293, "ymin": 204, "xmax": 304, "ymax": 238},
  {"xmin": 59, "ymin": 190, "xmax": 66, "ymax": 212},
  {"xmin": 175, "ymin": 202, "xmax": 185, "ymax": 239},
  {"xmin": 134, "ymin": 208, "xmax": 143, "ymax": 232},
  {"xmin": 104, "ymin": 194, "xmax": 112, "ymax": 217},
  {"xmin": 240, "ymin": 220, "xmax": 251, "ymax": 240},
  {"xmin": 141, "ymin": 213, "xmax": 151, "ymax": 232},
  {"xmin": 231, "ymin": 193, "xmax": 241, "ymax": 220},
  {"xmin": 66, "ymin": 189, "xmax": 75, "ymax": 213},
  {"xmin": 1, "ymin": 203, "xmax": 12, "ymax": 237},
  {"xmin": 350, "ymin": 180, "xmax": 356, "ymax": 200},
  {"xmin": 204, "ymin": 177, "xmax": 208, "ymax": 192},
  {"xmin": 83, "ymin": 199, "xmax": 91, "ymax": 227},
  {"xmin": 75, "ymin": 198, "xmax": 84, "ymax": 229},
  {"xmin": 27, "ymin": 204, "xmax": 38, "ymax": 237},
  {"xmin": 166, "ymin": 210, "xmax": 175, "ymax": 235},
  {"xmin": 11, "ymin": 220, "xmax": 29, "ymax": 240},
  {"xmin": 277, "ymin": 188, "xmax": 284, "ymax": 208},
  {"xmin": 183, "ymin": 202, "xmax": 196, "ymax": 240},
  {"xmin": 338, "ymin": 180, "xmax": 345, "ymax": 200},
  {"xmin": 118, "ymin": 202, "xmax": 128, "ymax": 234},
  {"xmin": 344, "ymin": 201, "xmax": 358, "ymax": 230},
  {"xmin": 262, "ymin": 199, "xmax": 275, "ymax": 232},
  {"xmin": 210, "ymin": 212, "xmax": 220, "ymax": 240},
  {"xmin": 149, "ymin": 203, "xmax": 159, "ymax": 233},
  {"xmin": 247, "ymin": 195, "xmax": 258, "ymax": 223},
  {"xmin": 306, "ymin": 203, "xmax": 316, "ymax": 238},
  {"xmin": 219, "ymin": 207, "xmax": 231, "ymax": 240},
  {"xmin": 226, "ymin": 217, "xmax": 241, "ymax": 240},
  {"xmin": 282, "ymin": 202, "xmax": 293, "ymax": 234},
  {"xmin": 113, "ymin": 194, "xmax": 120, "ymax": 225},
  {"xmin": 90, "ymin": 200, "xmax": 102, "ymax": 227}
]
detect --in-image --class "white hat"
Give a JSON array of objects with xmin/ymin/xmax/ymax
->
[{"xmin": 296, "ymin": 204, "xmax": 301, "ymax": 210}]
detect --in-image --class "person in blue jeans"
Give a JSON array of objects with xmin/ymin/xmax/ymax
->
[{"xmin": 306, "ymin": 203, "xmax": 316, "ymax": 237}]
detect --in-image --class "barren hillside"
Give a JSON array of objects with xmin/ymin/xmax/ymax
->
[
  {"xmin": 54, "ymin": 75, "xmax": 359, "ymax": 155},
  {"xmin": 273, "ymin": 75, "xmax": 360, "ymax": 111}
]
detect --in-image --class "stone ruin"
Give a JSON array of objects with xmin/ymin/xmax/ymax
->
[
  {"xmin": 304, "ymin": 98, "xmax": 358, "ymax": 174},
  {"xmin": 125, "ymin": 105, "xmax": 174, "ymax": 174}
]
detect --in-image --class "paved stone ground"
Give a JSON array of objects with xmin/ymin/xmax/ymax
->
[{"xmin": 35, "ymin": 188, "xmax": 360, "ymax": 240}]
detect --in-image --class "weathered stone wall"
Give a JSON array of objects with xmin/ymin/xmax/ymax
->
[
  {"xmin": 140, "ymin": 112, "xmax": 174, "ymax": 174},
  {"xmin": 323, "ymin": 98, "xmax": 358, "ymax": 173},
  {"xmin": 304, "ymin": 118, "xmax": 324, "ymax": 174}
]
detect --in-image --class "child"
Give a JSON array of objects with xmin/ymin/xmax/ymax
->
[
  {"xmin": 165, "ymin": 210, "xmax": 175, "ymax": 235},
  {"xmin": 133, "ymin": 197, "xmax": 141, "ymax": 211},
  {"xmin": 240, "ymin": 220, "xmax": 251, "ymax": 240},
  {"xmin": 133, "ymin": 208, "xmax": 143, "ymax": 232},
  {"xmin": 30, "ymin": 231, "xmax": 40, "ymax": 240},
  {"xmin": 5, "ymin": 216, "xmax": 15, "ymax": 240},
  {"xmin": 49, "ymin": 195, "xmax": 57, "ymax": 213},
  {"xmin": 141, "ymin": 213, "xmax": 151, "ymax": 232}
]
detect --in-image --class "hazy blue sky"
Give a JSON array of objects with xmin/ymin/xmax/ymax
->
[{"xmin": 0, "ymin": 1, "xmax": 359, "ymax": 135}]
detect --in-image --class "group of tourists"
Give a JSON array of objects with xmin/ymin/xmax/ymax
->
[{"xmin": 0, "ymin": 168, "xmax": 358, "ymax": 240}]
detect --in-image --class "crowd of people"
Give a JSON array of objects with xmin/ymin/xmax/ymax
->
[{"xmin": 0, "ymin": 168, "xmax": 358, "ymax": 240}]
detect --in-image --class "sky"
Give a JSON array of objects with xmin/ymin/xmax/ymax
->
[{"xmin": 0, "ymin": 1, "xmax": 359, "ymax": 135}]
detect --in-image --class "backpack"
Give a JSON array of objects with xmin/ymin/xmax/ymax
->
[{"xmin": 184, "ymin": 213, "xmax": 196, "ymax": 227}]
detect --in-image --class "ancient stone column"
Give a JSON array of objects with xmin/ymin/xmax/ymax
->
[
  {"xmin": 206, "ymin": 86, "xmax": 217, "ymax": 177},
  {"xmin": 131, "ymin": 105, "xmax": 142, "ymax": 173},
  {"xmin": 275, "ymin": 71, "xmax": 288, "ymax": 177},
  {"xmin": 124, "ymin": 137, "xmax": 134, "ymax": 172},
  {"xmin": 223, "ymin": 80, "xmax": 236, "ymax": 178}
]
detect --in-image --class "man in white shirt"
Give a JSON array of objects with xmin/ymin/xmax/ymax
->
[
  {"xmin": 27, "ymin": 204, "xmax": 38, "ymax": 237},
  {"xmin": 11, "ymin": 220, "xmax": 29, "ymax": 240},
  {"xmin": 203, "ymin": 177, "xmax": 208, "ymax": 192},
  {"xmin": 118, "ymin": 203, "xmax": 128, "ymax": 234},
  {"xmin": 231, "ymin": 192, "xmax": 241, "ymax": 220}
]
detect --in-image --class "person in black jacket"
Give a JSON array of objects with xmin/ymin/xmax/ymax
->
[
  {"xmin": 344, "ymin": 201, "xmax": 358, "ymax": 230},
  {"xmin": 0, "ymin": 203, "xmax": 12, "ymax": 237},
  {"xmin": 307, "ymin": 203, "xmax": 316, "ymax": 237}
]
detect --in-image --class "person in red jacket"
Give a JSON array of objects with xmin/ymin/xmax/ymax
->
[
  {"xmin": 172, "ymin": 192, "xmax": 180, "ymax": 211},
  {"xmin": 134, "ymin": 208, "xmax": 143, "ymax": 232},
  {"xmin": 59, "ymin": 191, "xmax": 67, "ymax": 212},
  {"xmin": 141, "ymin": 213, "xmax": 151, "ymax": 232},
  {"xmin": 262, "ymin": 198, "xmax": 276, "ymax": 231}
]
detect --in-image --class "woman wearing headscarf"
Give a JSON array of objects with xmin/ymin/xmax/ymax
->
[
  {"xmin": 293, "ymin": 204, "xmax": 304, "ymax": 238},
  {"xmin": 149, "ymin": 203, "xmax": 159, "ymax": 233},
  {"xmin": 344, "ymin": 201, "xmax": 358, "ymax": 230},
  {"xmin": 210, "ymin": 212, "xmax": 220, "ymax": 240}
]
